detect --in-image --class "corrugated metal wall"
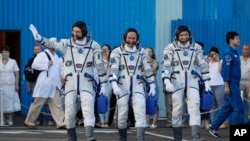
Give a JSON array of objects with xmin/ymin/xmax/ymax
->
[
  {"xmin": 182, "ymin": 0, "xmax": 234, "ymax": 20},
  {"xmin": 0, "ymin": 0, "xmax": 156, "ymax": 115}
]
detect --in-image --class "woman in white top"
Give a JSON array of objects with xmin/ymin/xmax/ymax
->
[
  {"xmin": 98, "ymin": 44, "xmax": 112, "ymax": 127},
  {"xmin": 208, "ymin": 47, "xmax": 225, "ymax": 127},
  {"xmin": 0, "ymin": 46, "xmax": 21, "ymax": 125},
  {"xmin": 145, "ymin": 46, "xmax": 159, "ymax": 128}
]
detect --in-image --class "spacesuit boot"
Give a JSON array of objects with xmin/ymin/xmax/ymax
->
[
  {"xmin": 136, "ymin": 127, "xmax": 145, "ymax": 141},
  {"xmin": 67, "ymin": 128, "xmax": 77, "ymax": 141},
  {"xmin": 191, "ymin": 125, "xmax": 205, "ymax": 141},
  {"xmin": 118, "ymin": 128, "xmax": 127, "ymax": 141},
  {"xmin": 85, "ymin": 126, "xmax": 96, "ymax": 141},
  {"xmin": 173, "ymin": 127, "xmax": 182, "ymax": 141}
]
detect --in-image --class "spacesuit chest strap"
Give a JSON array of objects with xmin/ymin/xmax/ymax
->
[
  {"xmin": 69, "ymin": 40, "xmax": 93, "ymax": 73},
  {"xmin": 120, "ymin": 46, "xmax": 142, "ymax": 76},
  {"xmin": 173, "ymin": 43, "xmax": 195, "ymax": 71}
]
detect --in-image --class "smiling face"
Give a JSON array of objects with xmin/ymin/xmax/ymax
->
[
  {"xmin": 1, "ymin": 50, "xmax": 9, "ymax": 59},
  {"xmin": 72, "ymin": 26, "xmax": 83, "ymax": 40},
  {"xmin": 146, "ymin": 48, "xmax": 153, "ymax": 58},
  {"xmin": 101, "ymin": 45, "xmax": 110, "ymax": 58},
  {"xmin": 125, "ymin": 32, "xmax": 138, "ymax": 48},
  {"xmin": 178, "ymin": 31, "xmax": 190, "ymax": 44}
]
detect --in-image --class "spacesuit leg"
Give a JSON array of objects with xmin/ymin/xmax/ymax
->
[
  {"xmin": 187, "ymin": 87, "xmax": 203, "ymax": 140},
  {"xmin": 80, "ymin": 86, "xmax": 96, "ymax": 141},
  {"xmin": 132, "ymin": 91, "xmax": 146, "ymax": 127},
  {"xmin": 132, "ymin": 90, "xmax": 146, "ymax": 141},
  {"xmin": 172, "ymin": 89, "xmax": 184, "ymax": 141},
  {"xmin": 186, "ymin": 87, "xmax": 201, "ymax": 126},
  {"xmin": 64, "ymin": 76, "xmax": 78, "ymax": 141},
  {"xmin": 80, "ymin": 90, "xmax": 95, "ymax": 127},
  {"xmin": 64, "ymin": 81, "xmax": 78, "ymax": 129},
  {"xmin": 172, "ymin": 89, "xmax": 184, "ymax": 127},
  {"xmin": 117, "ymin": 92, "xmax": 129, "ymax": 129}
]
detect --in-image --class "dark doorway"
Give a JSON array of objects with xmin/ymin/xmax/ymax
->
[
  {"xmin": 0, "ymin": 31, "xmax": 21, "ymax": 65},
  {"xmin": 0, "ymin": 31, "xmax": 21, "ymax": 97}
]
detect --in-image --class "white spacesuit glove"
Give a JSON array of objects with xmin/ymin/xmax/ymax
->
[
  {"xmin": 99, "ymin": 83, "xmax": 107, "ymax": 95},
  {"xmin": 148, "ymin": 83, "xmax": 156, "ymax": 96},
  {"xmin": 111, "ymin": 82, "xmax": 121, "ymax": 96},
  {"xmin": 164, "ymin": 79, "xmax": 174, "ymax": 92},
  {"xmin": 204, "ymin": 81, "xmax": 211, "ymax": 91},
  {"xmin": 29, "ymin": 24, "xmax": 42, "ymax": 41}
]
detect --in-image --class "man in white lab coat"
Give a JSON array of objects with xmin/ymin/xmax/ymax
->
[{"xmin": 24, "ymin": 47, "xmax": 65, "ymax": 129}]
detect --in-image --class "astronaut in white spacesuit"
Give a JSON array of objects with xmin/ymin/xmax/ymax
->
[
  {"xmin": 109, "ymin": 28, "xmax": 156, "ymax": 141},
  {"xmin": 162, "ymin": 25, "xmax": 210, "ymax": 141},
  {"xmin": 29, "ymin": 21, "xmax": 107, "ymax": 141}
]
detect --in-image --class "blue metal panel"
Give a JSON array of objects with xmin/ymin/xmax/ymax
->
[
  {"xmin": 182, "ymin": 0, "xmax": 234, "ymax": 20},
  {"xmin": 0, "ymin": 0, "xmax": 156, "ymax": 115},
  {"xmin": 172, "ymin": 19, "xmax": 250, "ymax": 56},
  {"xmin": 235, "ymin": 0, "xmax": 250, "ymax": 19}
]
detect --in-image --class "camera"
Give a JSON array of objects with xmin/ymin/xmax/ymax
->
[{"xmin": 209, "ymin": 53, "xmax": 216, "ymax": 58}]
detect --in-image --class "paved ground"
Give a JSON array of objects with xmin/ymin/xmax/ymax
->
[{"xmin": 0, "ymin": 112, "xmax": 230, "ymax": 141}]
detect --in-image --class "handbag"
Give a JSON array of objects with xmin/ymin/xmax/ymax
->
[
  {"xmin": 200, "ymin": 90, "xmax": 213, "ymax": 111},
  {"xmin": 97, "ymin": 94, "xmax": 108, "ymax": 114},
  {"xmin": 146, "ymin": 95, "xmax": 158, "ymax": 115}
]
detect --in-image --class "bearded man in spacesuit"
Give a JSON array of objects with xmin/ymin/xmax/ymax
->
[
  {"xmin": 109, "ymin": 28, "xmax": 156, "ymax": 141},
  {"xmin": 162, "ymin": 25, "xmax": 210, "ymax": 141},
  {"xmin": 29, "ymin": 21, "xmax": 107, "ymax": 141}
]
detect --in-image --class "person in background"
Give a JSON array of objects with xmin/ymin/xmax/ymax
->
[
  {"xmin": 144, "ymin": 46, "xmax": 159, "ymax": 129},
  {"xmin": 207, "ymin": 46, "xmax": 226, "ymax": 129},
  {"xmin": 208, "ymin": 31, "xmax": 245, "ymax": 138},
  {"xmin": 26, "ymin": 45, "xmax": 54, "ymax": 126},
  {"xmin": 239, "ymin": 43, "xmax": 250, "ymax": 122},
  {"xmin": 24, "ymin": 43, "xmax": 66, "ymax": 130},
  {"xmin": 27, "ymin": 45, "xmax": 42, "ymax": 94},
  {"xmin": 98, "ymin": 44, "xmax": 112, "ymax": 128},
  {"xmin": 0, "ymin": 46, "xmax": 21, "ymax": 125}
]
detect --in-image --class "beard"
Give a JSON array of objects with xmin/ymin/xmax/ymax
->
[
  {"xmin": 72, "ymin": 34, "xmax": 83, "ymax": 40},
  {"xmin": 125, "ymin": 40, "xmax": 137, "ymax": 47}
]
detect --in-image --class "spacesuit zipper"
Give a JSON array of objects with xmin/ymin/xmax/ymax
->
[
  {"xmin": 184, "ymin": 71, "xmax": 187, "ymax": 98},
  {"xmin": 77, "ymin": 72, "xmax": 80, "ymax": 95},
  {"xmin": 129, "ymin": 76, "xmax": 133, "ymax": 105}
]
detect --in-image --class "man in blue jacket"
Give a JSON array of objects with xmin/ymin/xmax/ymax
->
[{"xmin": 208, "ymin": 31, "xmax": 245, "ymax": 138}]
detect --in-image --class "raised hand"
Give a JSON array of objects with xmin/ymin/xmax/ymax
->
[{"xmin": 29, "ymin": 24, "xmax": 42, "ymax": 41}]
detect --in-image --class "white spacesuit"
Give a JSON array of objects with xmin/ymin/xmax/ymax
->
[
  {"xmin": 29, "ymin": 21, "xmax": 106, "ymax": 141},
  {"xmin": 162, "ymin": 25, "xmax": 210, "ymax": 141},
  {"xmin": 109, "ymin": 28, "xmax": 155, "ymax": 141}
]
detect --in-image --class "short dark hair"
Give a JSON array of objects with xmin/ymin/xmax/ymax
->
[
  {"xmin": 1, "ymin": 45, "xmax": 11, "ymax": 52},
  {"xmin": 209, "ymin": 46, "xmax": 219, "ymax": 54},
  {"xmin": 226, "ymin": 31, "xmax": 238, "ymax": 45},
  {"xmin": 196, "ymin": 42, "xmax": 204, "ymax": 50}
]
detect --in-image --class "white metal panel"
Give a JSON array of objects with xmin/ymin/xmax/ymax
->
[{"xmin": 155, "ymin": 0, "xmax": 182, "ymax": 117}]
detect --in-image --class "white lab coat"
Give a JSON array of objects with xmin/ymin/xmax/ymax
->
[{"xmin": 32, "ymin": 49, "xmax": 61, "ymax": 98}]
